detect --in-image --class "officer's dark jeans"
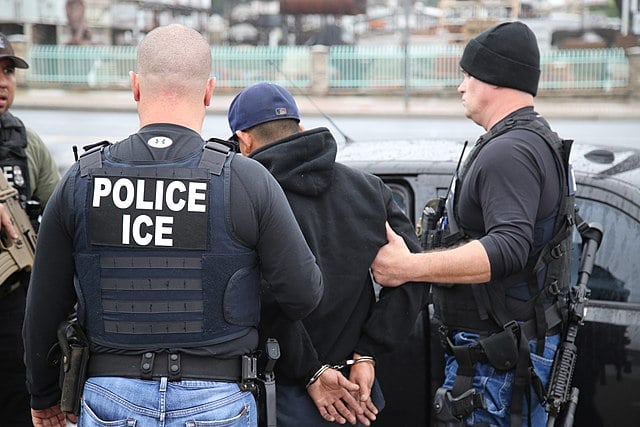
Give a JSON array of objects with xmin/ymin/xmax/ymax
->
[{"xmin": 0, "ymin": 288, "xmax": 32, "ymax": 426}]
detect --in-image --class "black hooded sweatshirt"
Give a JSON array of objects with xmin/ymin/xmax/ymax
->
[{"xmin": 251, "ymin": 127, "xmax": 428, "ymax": 384}]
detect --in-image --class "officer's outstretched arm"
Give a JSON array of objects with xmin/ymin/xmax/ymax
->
[{"xmin": 372, "ymin": 222, "xmax": 491, "ymax": 286}]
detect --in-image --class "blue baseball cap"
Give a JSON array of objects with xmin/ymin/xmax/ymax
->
[{"xmin": 228, "ymin": 82, "xmax": 300, "ymax": 137}]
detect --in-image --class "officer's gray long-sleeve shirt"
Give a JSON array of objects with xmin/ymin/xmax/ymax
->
[{"xmin": 23, "ymin": 123, "xmax": 323, "ymax": 410}]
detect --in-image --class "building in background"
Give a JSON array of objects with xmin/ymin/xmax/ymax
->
[
  {"xmin": 0, "ymin": 0, "xmax": 212, "ymax": 46},
  {"xmin": 0, "ymin": 0, "xmax": 636, "ymax": 48}
]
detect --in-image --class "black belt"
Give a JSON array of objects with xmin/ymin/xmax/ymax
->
[
  {"xmin": 87, "ymin": 352, "xmax": 242, "ymax": 382},
  {"xmin": 440, "ymin": 302, "xmax": 564, "ymax": 356}
]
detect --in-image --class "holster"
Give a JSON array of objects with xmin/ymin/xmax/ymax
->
[
  {"xmin": 478, "ymin": 325, "xmax": 519, "ymax": 371},
  {"xmin": 57, "ymin": 320, "xmax": 90, "ymax": 415},
  {"xmin": 250, "ymin": 338, "xmax": 280, "ymax": 427},
  {"xmin": 433, "ymin": 387, "xmax": 486, "ymax": 426}
]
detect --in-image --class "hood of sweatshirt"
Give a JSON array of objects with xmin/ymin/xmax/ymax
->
[{"xmin": 249, "ymin": 127, "xmax": 337, "ymax": 197}]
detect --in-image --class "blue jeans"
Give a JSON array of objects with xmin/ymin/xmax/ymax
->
[
  {"xmin": 79, "ymin": 376, "xmax": 257, "ymax": 426},
  {"xmin": 443, "ymin": 332, "xmax": 560, "ymax": 427}
]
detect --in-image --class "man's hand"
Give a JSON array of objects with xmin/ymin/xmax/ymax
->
[
  {"xmin": 31, "ymin": 405, "xmax": 69, "ymax": 427},
  {"xmin": 307, "ymin": 368, "xmax": 362, "ymax": 424},
  {"xmin": 0, "ymin": 204, "xmax": 17, "ymax": 240},
  {"xmin": 348, "ymin": 353, "xmax": 378, "ymax": 426},
  {"xmin": 372, "ymin": 222, "xmax": 412, "ymax": 287}
]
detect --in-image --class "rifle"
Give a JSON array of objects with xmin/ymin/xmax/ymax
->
[
  {"xmin": 545, "ymin": 218, "xmax": 603, "ymax": 427},
  {"xmin": 0, "ymin": 172, "xmax": 37, "ymax": 287}
]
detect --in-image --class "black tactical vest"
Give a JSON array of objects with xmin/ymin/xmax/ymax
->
[
  {"xmin": 0, "ymin": 111, "xmax": 31, "ymax": 201},
  {"xmin": 72, "ymin": 142, "xmax": 260, "ymax": 350},
  {"xmin": 433, "ymin": 113, "xmax": 575, "ymax": 335}
]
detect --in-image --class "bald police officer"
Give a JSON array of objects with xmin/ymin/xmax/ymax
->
[{"xmin": 23, "ymin": 24, "xmax": 323, "ymax": 427}]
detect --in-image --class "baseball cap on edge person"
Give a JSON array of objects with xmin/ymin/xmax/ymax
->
[
  {"xmin": 459, "ymin": 21, "xmax": 540, "ymax": 96},
  {"xmin": 228, "ymin": 82, "xmax": 300, "ymax": 139},
  {"xmin": 0, "ymin": 33, "xmax": 29, "ymax": 69}
]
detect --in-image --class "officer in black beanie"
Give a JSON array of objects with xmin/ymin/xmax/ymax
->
[
  {"xmin": 372, "ymin": 21, "xmax": 575, "ymax": 426},
  {"xmin": 459, "ymin": 21, "xmax": 540, "ymax": 96}
]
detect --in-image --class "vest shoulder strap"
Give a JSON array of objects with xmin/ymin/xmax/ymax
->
[
  {"xmin": 78, "ymin": 141, "xmax": 111, "ymax": 177},
  {"xmin": 79, "ymin": 139, "xmax": 233, "ymax": 177},
  {"xmin": 199, "ymin": 139, "xmax": 233, "ymax": 176},
  {"xmin": 0, "ymin": 111, "xmax": 25, "ymax": 130}
]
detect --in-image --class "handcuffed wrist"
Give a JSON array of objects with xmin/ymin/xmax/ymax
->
[
  {"xmin": 305, "ymin": 364, "xmax": 332, "ymax": 388},
  {"xmin": 347, "ymin": 355, "xmax": 376, "ymax": 366},
  {"xmin": 306, "ymin": 356, "xmax": 376, "ymax": 388}
]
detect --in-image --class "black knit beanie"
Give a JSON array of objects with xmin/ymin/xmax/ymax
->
[{"xmin": 459, "ymin": 21, "xmax": 541, "ymax": 96}]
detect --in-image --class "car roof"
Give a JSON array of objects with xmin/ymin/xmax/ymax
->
[
  {"xmin": 336, "ymin": 139, "xmax": 640, "ymax": 186},
  {"xmin": 337, "ymin": 139, "xmax": 640, "ymax": 225},
  {"xmin": 336, "ymin": 139, "xmax": 465, "ymax": 174}
]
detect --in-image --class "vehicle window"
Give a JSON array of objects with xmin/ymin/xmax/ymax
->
[
  {"xmin": 386, "ymin": 182, "xmax": 412, "ymax": 216},
  {"xmin": 572, "ymin": 198, "xmax": 640, "ymax": 304}
]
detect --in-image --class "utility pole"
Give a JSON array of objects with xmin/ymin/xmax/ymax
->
[
  {"xmin": 622, "ymin": 0, "xmax": 631, "ymax": 35},
  {"xmin": 402, "ymin": 0, "xmax": 411, "ymax": 111}
]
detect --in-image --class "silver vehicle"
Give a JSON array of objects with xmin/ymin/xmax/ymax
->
[{"xmin": 337, "ymin": 139, "xmax": 640, "ymax": 427}]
